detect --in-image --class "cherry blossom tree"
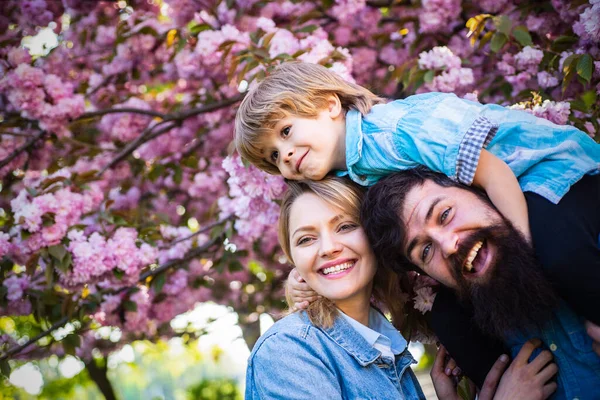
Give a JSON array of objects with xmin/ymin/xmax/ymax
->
[{"xmin": 1, "ymin": 0, "xmax": 598, "ymax": 397}]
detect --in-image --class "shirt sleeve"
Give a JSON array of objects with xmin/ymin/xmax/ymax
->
[
  {"xmin": 246, "ymin": 332, "xmax": 342, "ymax": 400},
  {"xmin": 391, "ymin": 93, "xmax": 498, "ymax": 185}
]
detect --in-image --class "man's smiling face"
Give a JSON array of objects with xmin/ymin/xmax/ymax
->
[{"xmin": 400, "ymin": 180, "xmax": 504, "ymax": 289}]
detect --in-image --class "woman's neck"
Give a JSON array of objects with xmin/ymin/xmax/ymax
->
[{"xmin": 336, "ymin": 295, "xmax": 372, "ymax": 326}]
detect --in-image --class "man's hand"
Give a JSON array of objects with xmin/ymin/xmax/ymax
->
[
  {"xmin": 285, "ymin": 268, "xmax": 319, "ymax": 310},
  {"xmin": 586, "ymin": 320, "xmax": 600, "ymax": 356},
  {"xmin": 487, "ymin": 339, "xmax": 557, "ymax": 400},
  {"xmin": 431, "ymin": 345, "xmax": 469, "ymax": 400}
]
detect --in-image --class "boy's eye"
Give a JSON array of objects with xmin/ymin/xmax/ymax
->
[
  {"xmin": 281, "ymin": 126, "xmax": 290, "ymax": 137},
  {"xmin": 270, "ymin": 150, "xmax": 279, "ymax": 163},
  {"xmin": 339, "ymin": 223, "xmax": 358, "ymax": 232}
]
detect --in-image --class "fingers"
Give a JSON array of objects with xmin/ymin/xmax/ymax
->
[
  {"xmin": 432, "ymin": 345, "xmax": 448, "ymax": 374},
  {"xmin": 542, "ymin": 382, "xmax": 557, "ymax": 399},
  {"xmin": 538, "ymin": 362, "xmax": 558, "ymax": 383},
  {"xmin": 513, "ymin": 338, "xmax": 541, "ymax": 365},
  {"xmin": 290, "ymin": 268, "xmax": 305, "ymax": 283},
  {"xmin": 585, "ymin": 320, "xmax": 600, "ymax": 356},
  {"xmin": 528, "ymin": 349, "xmax": 553, "ymax": 371},
  {"xmin": 478, "ymin": 354, "xmax": 509, "ymax": 400},
  {"xmin": 293, "ymin": 300, "xmax": 310, "ymax": 310}
]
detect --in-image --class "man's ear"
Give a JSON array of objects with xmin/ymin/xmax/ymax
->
[{"xmin": 327, "ymin": 94, "xmax": 343, "ymax": 119}]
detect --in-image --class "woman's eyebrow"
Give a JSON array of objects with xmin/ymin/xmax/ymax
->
[{"xmin": 291, "ymin": 214, "xmax": 345, "ymax": 238}]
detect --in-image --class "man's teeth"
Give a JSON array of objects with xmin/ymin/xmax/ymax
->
[
  {"xmin": 464, "ymin": 241, "xmax": 483, "ymax": 272},
  {"xmin": 322, "ymin": 262, "xmax": 354, "ymax": 275}
]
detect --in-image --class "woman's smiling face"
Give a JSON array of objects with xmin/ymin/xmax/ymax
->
[{"xmin": 288, "ymin": 192, "xmax": 377, "ymax": 307}]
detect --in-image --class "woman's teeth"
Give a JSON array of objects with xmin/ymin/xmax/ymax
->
[
  {"xmin": 464, "ymin": 241, "xmax": 483, "ymax": 272},
  {"xmin": 322, "ymin": 261, "xmax": 354, "ymax": 275}
]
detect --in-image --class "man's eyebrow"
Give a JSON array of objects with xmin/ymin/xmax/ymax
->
[{"xmin": 405, "ymin": 196, "xmax": 444, "ymax": 260}]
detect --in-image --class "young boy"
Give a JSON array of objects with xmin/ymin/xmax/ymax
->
[{"xmin": 235, "ymin": 61, "xmax": 600, "ymax": 322}]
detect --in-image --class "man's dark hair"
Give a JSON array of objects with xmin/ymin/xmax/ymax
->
[{"xmin": 360, "ymin": 167, "xmax": 489, "ymax": 275}]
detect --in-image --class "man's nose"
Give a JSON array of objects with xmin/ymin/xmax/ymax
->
[
  {"xmin": 435, "ymin": 230, "xmax": 459, "ymax": 258},
  {"xmin": 319, "ymin": 232, "xmax": 343, "ymax": 258}
]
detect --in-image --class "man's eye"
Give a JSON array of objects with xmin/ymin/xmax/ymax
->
[
  {"xmin": 281, "ymin": 126, "xmax": 290, "ymax": 137},
  {"xmin": 440, "ymin": 208, "xmax": 451, "ymax": 223},
  {"xmin": 421, "ymin": 243, "xmax": 431, "ymax": 262},
  {"xmin": 270, "ymin": 150, "xmax": 279, "ymax": 162}
]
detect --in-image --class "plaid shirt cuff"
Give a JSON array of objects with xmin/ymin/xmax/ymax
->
[{"xmin": 455, "ymin": 116, "xmax": 499, "ymax": 185}]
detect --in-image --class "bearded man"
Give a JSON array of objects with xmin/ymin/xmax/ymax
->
[{"xmin": 361, "ymin": 167, "xmax": 600, "ymax": 399}]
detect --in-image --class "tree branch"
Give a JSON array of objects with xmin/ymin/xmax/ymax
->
[
  {"xmin": 97, "ymin": 94, "xmax": 246, "ymax": 176},
  {"xmin": 160, "ymin": 214, "xmax": 233, "ymax": 249},
  {"xmin": 138, "ymin": 234, "xmax": 223, "ymax": 283},
  {"xmin": 0, "ymin": 130, "xmax": 46, "ymax": 170},
  {"xmin": 77, "ymin": 107, "xmax": 166, "ymax": 120},
  {"xmin": 0, "ymin": 315, "xmax": 69, "ymax": 361}
]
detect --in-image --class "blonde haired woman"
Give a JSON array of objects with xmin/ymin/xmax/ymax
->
[{"xmin": 245, "ymin": 177, "xmax": 556, "ymax": 400}]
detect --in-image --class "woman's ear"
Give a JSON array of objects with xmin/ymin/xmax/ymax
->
[{"xmin": 327, "ymin": 94, "xmax": 343, "ymax": 119}]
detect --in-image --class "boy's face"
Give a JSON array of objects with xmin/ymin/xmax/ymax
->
[{"xmin": 264, "ymin": 96, "xmax": 347, "ymax": 181}]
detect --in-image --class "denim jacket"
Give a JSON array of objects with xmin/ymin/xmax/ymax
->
[
  {"xmin": 506, "ymin": 302, "xmax": 600, "ymax": 400},
  {"xmin": 339, "ymin": 92, "xmax": 600, "ymax": 204},
  {"xmin": 245, "ymin": 310, "xmax": 425, "ymax": 400}
]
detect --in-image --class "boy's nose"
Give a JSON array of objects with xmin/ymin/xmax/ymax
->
[{"xmin": 283, "ymin": 148, "xmax": 294, "ymax": 163}]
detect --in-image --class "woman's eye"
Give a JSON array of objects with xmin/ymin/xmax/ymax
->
[
  {"xmin": 421, "ymin": 243, "xmax": 431, "ymax": 262},
  {"xmin": 339, "ymin": 223, "xmax": 357, "ymax": 232},
  {"xmin": 440, "ymin": 208, "xmax": 451, "ymax": 223},
  {"xmin": 297, "ymin": 237, "xmax": 312, "ymax": 245},
  {"xmin": 281, "ymin": 126, "xmax": 290, "ymax": 137},
  {"xmin": 270, "ymin": 150, "xmax": 279, "ymax": 162}
]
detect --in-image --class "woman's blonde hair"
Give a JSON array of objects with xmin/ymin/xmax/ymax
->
[
  {"xmin": 279, "ymin": 177, "xmax": 406, "ymax": 330},
  {"xmin": 235, "ymin": 62, "xmax": 385, "ymax": 175}
]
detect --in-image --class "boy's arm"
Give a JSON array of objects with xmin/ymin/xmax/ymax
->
[{"xmin": 473, "ymin": 149, "xmax": 531, "ymax": 242}]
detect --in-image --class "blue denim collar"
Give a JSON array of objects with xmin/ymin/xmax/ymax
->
[
  {"xmin": 299, "ymin": 310, "xmax": 382, "ymax": 366},
  {"xmin": 344, "ymin": 108, "xmax": 363, "ymax": 168}
]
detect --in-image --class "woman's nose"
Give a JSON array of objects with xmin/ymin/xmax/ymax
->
[{"xmin": 319, "ymin": 233, "xmax": 342, "ymax": 258}]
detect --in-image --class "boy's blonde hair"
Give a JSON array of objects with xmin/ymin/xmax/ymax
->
[
  {"xmin": 235, "ymin": 62, "xmax": 385, "ymax": 175},
  {"xmin": 279, "ymin": 177, "xmax": 406, "ymax": 330}
]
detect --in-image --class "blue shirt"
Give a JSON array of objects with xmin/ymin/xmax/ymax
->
[
  {"xmin": 339, "ymin": 308, "xmax": 406, "ymax": 361},
  {"xmin": 245, "ymin": 309, "xmax": 426, "ymax": 400},
  {"xmin": 506, "ymin": 302, "xmax": 600, "ymax": 400},
  {"xmin": 339, "ymin": 92, "xmax": 600, "ymax": 204}
]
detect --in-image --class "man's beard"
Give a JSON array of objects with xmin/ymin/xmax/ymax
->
[{"xmin": 450, "ymin": 222, "xmax": 559, "ymax": 340}]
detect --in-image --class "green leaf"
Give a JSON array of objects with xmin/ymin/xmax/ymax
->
[
  {"xmin": 123, "ymin": 300, "xmax": 138, "ymax": 312},
  {"xmin": 494, "ymin": 15, "xmax": 512, "ymax": 36},
  {"xmin": 490, "ymin": 32, "xmax": 508, "ymax": 53},
  {"xmin": 148, "ymin": 164, "xmax": 165, "ymax": 181},
  {"xmin": 296, "ymin": 25, "xmax": 318, "ymax": 34},
  {"xmin": 181, "ymin": 155, "xmax": 198, "ymax": 169},
  {"xmin": 576, "ymin": 54, "xmax": 593, "ymax": 83},
  {"xmin": 63, "ymin": 333, "xmax": 81, "ymax": 356},
  {"xmin": 0, "ymin": 359, "xmax": 11, "ymax": 378},
  {"xmin": 562, "ymin": 54, "xmax": 579, "ymax": 74},
  {"xmin": 173, "ymin": 165, "xmax": 183, "ymax": 185},
  {"xmin": 423, "ymin": 70, "xmax": 435, "ymax": 83},
  {"xmin": 152, "ymin": 273, "xmax": 167, "ymax": 294},
  {"xmin": 551, "ymin": 35, "xmax": 578, "ymax": 52},
  {"xmin": 512, "ymin": 26, "xmax": 532, "ymax": 47},
  {"xmin": 57, "ymin": 252, "xmax": 72, "ymax": 273},
  {"xmin": 113, "ymin": 269, "xmax": 124, "ymax": 280},
  {"xmin": 48, "ymin": 245, "xmax": 67, "ymax": 263},
  {"xmin": 581, "ymin": 90, "xmax": 597, "ymax": 109}
]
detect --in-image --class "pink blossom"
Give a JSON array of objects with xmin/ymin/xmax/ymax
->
[
  {"xmin": 331, "ymin": 0, "xmax": 367, "ymax": 20},
  {"xmin": 514, "ymin": 46, "xmax": 544, "ymax": 74},
  {"xmin": 576, "ymin": 1, "xmax": 600, "ymax": 42},
  {"xmin": 537, "ymin": 71, "xmax": 559, "ymax": 89},
  {"xmin": 531, "ymin": 100, "xmax": 571, "ymax": 125},
  {"xmin": 413, "ymin": 287, "xmax": 436, "ymax": 314},
  {"xmin": 7, "ymin": 47, "xmax": 31, "ymax": 67},
  {"xmin": 162, "ymin": 269, "xmax": 189, "ymax": 296},
  {"xmin": 418, "ymin": 46, "xmax": 461, "ymax": 71},
  {"xmin": 99, "ymin": 98, "xmax": 153, "ymax": 142},
  {"xmin": 4, "ymin": 275, "xmax": 29, "ymax": 301},
  {"xmin": 419, "ymin": 0, "xmax": 461, "ymax": 34}
]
